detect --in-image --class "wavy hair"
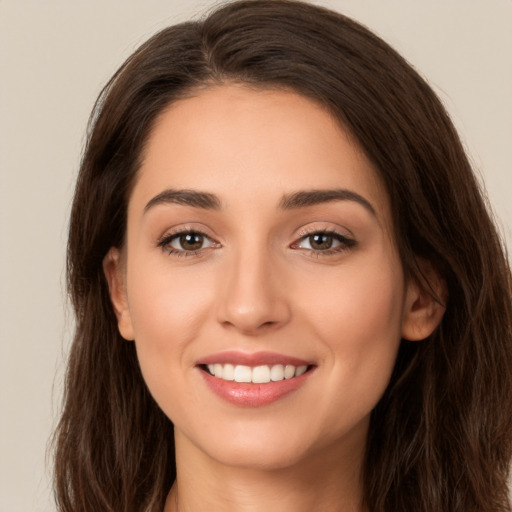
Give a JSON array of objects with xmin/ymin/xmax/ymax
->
[{"xmin": 53, "ymin": 1, "xmax": 512, "ymax": 511}]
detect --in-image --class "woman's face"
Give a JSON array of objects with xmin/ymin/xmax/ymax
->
[{"xmin": 107, "ymin": 85, "xmax": 422, "ymax": 471}]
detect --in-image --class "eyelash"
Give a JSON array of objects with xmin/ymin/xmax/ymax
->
[
  {"xmin": 157, "ymin": 229, "xmax": 218, "ymax": 258},
  {"xmin": 157, "ymin": 228, "xmax": 356, "ymax": 258},
  {"xmin": 292, "ymin": 228, "xmax": 356, "ymax": 256}
]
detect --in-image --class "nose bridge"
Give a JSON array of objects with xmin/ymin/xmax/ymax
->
[{"xmin": 216, "ymin": 239, "xmax": 290, "ymax": 333}]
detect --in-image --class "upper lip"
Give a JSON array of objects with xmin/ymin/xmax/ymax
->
[{"xmin": 196, "ymin": 350, "xmax": 314, "ymax": 367}]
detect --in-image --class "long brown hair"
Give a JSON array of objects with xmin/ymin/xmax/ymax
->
[{"xmin": 54, "ymin": 1, "xmax": 512, "ymax": 511}]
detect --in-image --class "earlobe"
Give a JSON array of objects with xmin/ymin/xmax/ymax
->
[
  {"xmin": 401, "ymin": 260, "xmax": 447, "ymax": 341},
  {"xmin": 103, "ymin": 247, "xmax": 135, "ymax": 341}
]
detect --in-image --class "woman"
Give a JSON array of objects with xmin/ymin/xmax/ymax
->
[{"xmin": 53, "ymin": 1, "xmax": 512, "ymax": 511}]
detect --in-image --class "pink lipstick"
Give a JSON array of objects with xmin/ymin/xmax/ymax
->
[{"xmin": 196, "ymin": 351, "xmax": 315, "ymax": 407}]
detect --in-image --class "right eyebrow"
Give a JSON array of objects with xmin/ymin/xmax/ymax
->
[
  {"xmin": 279, "ymin": 188, "xmax": 376, "ymax": 216},
  {"xmin": 144, "ymin": 189, "xmax": 221, "ymax": 213}
]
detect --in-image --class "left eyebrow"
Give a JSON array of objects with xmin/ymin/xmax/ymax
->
[
  {"xmin": 279, "ymin": 189, "xmax": 376, "ymax": 216},
  {"xmin": 144, "ymin": 188, "xmax": 221, "ymax": 213}
]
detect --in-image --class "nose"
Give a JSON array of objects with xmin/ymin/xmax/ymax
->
[{"xmin": 216, "ymin": 248, "xmax": 291, "ymax": 335}]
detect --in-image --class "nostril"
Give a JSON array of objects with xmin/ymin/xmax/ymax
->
[{"xmin": 220, "ymin": 318, "xmax": 280, "ymax": 335}]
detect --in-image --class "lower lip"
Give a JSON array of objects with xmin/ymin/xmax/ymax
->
[{"xmin": 198, "ymin": 367, "xmax": 312, "ymax": 407}]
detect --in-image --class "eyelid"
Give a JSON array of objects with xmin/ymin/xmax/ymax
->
[
  {"xmin": 155, "ymin": 223, "xmax": 356, "ymax": 258},
  {"xmin": 156, "ymin": 225, "xmax": 221, "ymax": 256},
  {"xmin": 290, "ymin": 224, "xmax": 357, "ymax": 255},
  {"xmin": 294, "ymin": 223, "xmax": 354, "ymax": 240},
  {"xmin": 295, "ymin": 233, "xmax": 344, "ymax": 250},
  {"xmin": 156, "ymin": 223, "xmax": 217, "ymax": 244}
]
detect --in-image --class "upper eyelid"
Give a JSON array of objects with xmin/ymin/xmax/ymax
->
[
  {"xmin": 291, "ymin": 225, "xmax": 357, "ymax": 252},
  {"xmin": 155, "ymin": 223, "xmax": 355, "ymax": 247},
  {"xmin": 156, "ymin": 225, "xmax": 218, "ymax": 245},
  {"xmin": 294, "ymin": 223, "xmax": 355, "ymax": 239},
  {"xmin": 292, "ymin": 230, "xmax": 355, "ymax": 246},
  {"xmin": 157, "ymin": 230, "xmax": 219, "ymax": 257}
]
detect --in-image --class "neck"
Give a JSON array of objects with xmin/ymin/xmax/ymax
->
[{"xmin": 164, "ymin": 428, "xmax": 367, "ymax": 512}]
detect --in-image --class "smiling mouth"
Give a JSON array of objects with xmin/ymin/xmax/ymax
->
[{"xmin": 201, "ymin": 363, "xmax": 312, "ymax": 384}]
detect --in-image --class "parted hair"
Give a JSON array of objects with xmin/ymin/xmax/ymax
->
[{"xmin": 53, "ymin": 1, "xmax": 512, "ymax": 511}]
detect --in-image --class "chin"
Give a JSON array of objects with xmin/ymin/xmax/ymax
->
[
  {"xmin": 207, "ymin": 438, "xmax": 311, "ymax": 471},
  {"xmin": 174, "ymin": 415, "xmax": 318, "ymax": 471}
]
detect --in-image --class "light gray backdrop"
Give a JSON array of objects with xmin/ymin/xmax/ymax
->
[{"xmin": 1, "ymin": 1, "xmax": 510, "ymax": 511}]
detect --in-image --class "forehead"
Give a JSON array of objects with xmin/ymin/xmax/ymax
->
[{"xmin": 132, "ymin": 84, "xmax": 392, "ymax": 228}]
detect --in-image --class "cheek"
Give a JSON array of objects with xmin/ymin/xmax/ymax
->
[
  {"xmin": 125, "ymin": 258, "xmax": 214, "ymax": 409},
  {"xmin": 127, "ymin": 252, "xmax": 215, "ymax": 337},
  {"xmin": 299, "ymin": 256, "xmax": 405, "ymax": 425},
  {"xmin": 304, "ymin": 255, "xmax": 404, "ymax": 345}
]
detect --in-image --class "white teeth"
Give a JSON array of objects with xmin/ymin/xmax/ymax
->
[
  {"xmin": 222, "ymin": 363, "xmax": 235, "ymax": 381},
  {"xmin": 284, "ymin": 365, "xmax": 295, "ymax": 379},
  {"xmin": 270, "ymin": 364, "xmax": 284, "ymax": 381},
  {"xmin": 234, "ymin": 365, "xmax": 252, "ymax": 383},
  {"xmin": 214, "ymin": 363, "xmax": 223, "ymax": 378},
  {"xmin": 252, "ymin": 365, "xmax": 271, "ymax": 383},
  {"xmin": 206, "ymin": 363, "xmax": 309, "ymax": 383},
  {"xmin": 295, "ymin": 365, "xmax": 308, "ymax": 377}
]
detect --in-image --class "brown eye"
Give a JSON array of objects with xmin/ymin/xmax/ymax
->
[
  {"xmin": 162, "ymin": 231, "xmax": 217, "ymax": 253},
  {"xmin": 308, "ymin": 233, "xmax": 334, "ymax": 250},
  {"xmin": 177, "ymin": 232, "xmax": 204, "ymax": 251},
  {"xmin": 294, "ymin": 230, "xmax": 355, "ymax": 254}
]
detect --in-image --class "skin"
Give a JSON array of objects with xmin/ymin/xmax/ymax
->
[{"xmin": 104, "ymin": 85, "xmax": 445, "ymax": 512}]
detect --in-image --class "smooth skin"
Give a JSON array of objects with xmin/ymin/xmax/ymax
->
[{"xmin": 104, "ymin": 85, "xmax": 445, "ymax": 512}]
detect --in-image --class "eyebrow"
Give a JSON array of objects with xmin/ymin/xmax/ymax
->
[
  {"xmin": 143, "ymin": 187, "xmax": 376, "ymax": 216},
  {"xmin": 279, "ymin": 189, "xmax": 376, "ymax": 216},
  {"xmin": 144, "ymin": 189, "xmax": 221, "ymax": 213}
]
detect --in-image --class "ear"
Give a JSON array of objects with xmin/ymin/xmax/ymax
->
[
  {"xmin": 103, "ymin": 247, "xmax": 135, "ymax": 341},
  {"xmin": 401, "ymin": 259, "xmax": 447, "ymax": 341}
]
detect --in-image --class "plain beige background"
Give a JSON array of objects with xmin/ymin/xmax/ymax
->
[{"xmin": 0, "ymin": 1, "xmax": 510, "ymax": 511}]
